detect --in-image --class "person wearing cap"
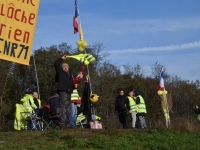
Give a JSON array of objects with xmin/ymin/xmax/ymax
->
[
  {"xmin": 20, "ymin": 91, "xmax": 37, "ymax": 113},
  {"xmin": 54, "ymin": 55, "xmax": 83, "ymax": 128},
  {"xmin": 20, "ymin": 91, "xmax": 37, "ymax": 130},
  {"xmin": 134, "ymin": 89, "xmax": 147, "ymax": 129}
]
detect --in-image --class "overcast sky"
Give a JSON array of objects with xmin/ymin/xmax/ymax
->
[{"xmin": 33, "ymin": 0, "xmax": 200, "ymax": 81}]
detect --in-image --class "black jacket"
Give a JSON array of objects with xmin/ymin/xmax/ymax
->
[
  {"xmin": 54, "ymin": 57, "xmax": 73, "ymax": 94},
  {"xmin": 46, "ymin": 94, "xmax": 60, "ymax": 115},
  {"xmin": 115, "ymin": 95, "xmax": 127, "ymax": 113}
]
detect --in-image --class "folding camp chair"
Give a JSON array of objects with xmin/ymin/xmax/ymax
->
[
  {"xmin": 14, "ymin": 104, "xmax": 42, "ymax": 131},
  {"xmin": 42, "ymin": 105, "xmax": 60, "ymax": 130},
  {"xmin": 76, "ymin": 113, "xmax": 87, "ymax": 128}
]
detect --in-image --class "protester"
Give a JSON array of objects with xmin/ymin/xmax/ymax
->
[
  {"xmin": 70, "ymin": 84, "xmax": 81, "ymax": 128},
  {"xmin": 194, "ymin": 105, "xmax": 200, "ymax": 121},
  {"xmin": 54, "ymin": 55, "xmax": 83, "ymax": 128},
  {"xmin": 20, "ymin": 91, "xmax": 37, "ymax": 130},
  {"xmin": 70, "ymin": 66, "xmax": 85, "ymax": 128},
  {"xmin": 115, "ymin": 89, "xmax": 127, "ymax": 129},
  {"xmin": 126, "ymin": 90, "xmax": 138, "ymax": 130},
  {"xmin": 32, "ymin": 92, "xmax": 42, "ymax": 130},
  {"xmin": 46, "ymin": 91, "xmax": 60, "ymax": 116},
  {"xmin": 134, "ymin": 89, "xmax": 147, "ymax": 129}
]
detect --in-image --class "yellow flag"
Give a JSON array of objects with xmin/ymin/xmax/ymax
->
[
  {"xmin": 0, "ymin": 0, "xmax": 40, "ymax": 65},
  {"xmin": 79, "ymin": 23, "xmax": 84, "ymax": 41}
]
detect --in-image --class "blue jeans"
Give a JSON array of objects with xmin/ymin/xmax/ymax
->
[{"xmin": 70, "ymin": 103, "xmax": 77, "ymax": 128}]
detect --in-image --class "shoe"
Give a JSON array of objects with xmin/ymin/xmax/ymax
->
[{"xmin": 133, "ymin": 127, "xmax": 137, "ymax": 130}]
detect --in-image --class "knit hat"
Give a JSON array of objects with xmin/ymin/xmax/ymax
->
[
  {"xmin": 134, "ymin": 90, "xmax": 140, "ymax": 96},
  {"xmin": 62, "ymin": 63, "xmax": 69, "ymax": 68}
]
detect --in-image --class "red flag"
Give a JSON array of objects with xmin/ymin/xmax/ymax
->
[{"xmin": 73, "ymin": 0, "xmax": 79, "ymax": 34}]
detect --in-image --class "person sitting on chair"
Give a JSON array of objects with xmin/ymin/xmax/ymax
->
[
  {"xmin": 33, "ymin": 92, "xmax": 42, "ymax": 130},
  {"xmin": 46, "ymin": 91, "xmax": 60, "ymax": 116},
  {"xmin": 20, "ymin": 91, "xmax": 37, "ymax": 130}
]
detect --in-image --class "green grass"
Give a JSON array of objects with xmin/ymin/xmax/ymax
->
[{"xmin": 0, "ymin": 128, "xmax": 200, "ymax": 150}]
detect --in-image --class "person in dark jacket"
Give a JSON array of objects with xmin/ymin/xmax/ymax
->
[
  {"xmin": 194, "ymin": 105, "xmax": 200, "ymax": 121},
  {"xmin": 194, "ymin": 105, "xmax": 200, "ymax": 114},
  {"xmin": 46, "ymin": 91, "xmax": 60, "ymax": 116},
  {"xmin": 115, "ymin": 89, "xmax": 127, "ymax": 129},
  {"xmin": 54, "ymin": 55, "xmax": 82, "ymax": 128}
]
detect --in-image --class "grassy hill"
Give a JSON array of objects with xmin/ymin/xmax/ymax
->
[{"xmin": 0, "ymin": 128, "xmax": 200, "ymax": 150}]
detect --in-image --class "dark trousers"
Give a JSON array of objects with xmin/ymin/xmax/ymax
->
[
  {"xmin": 59, "ymin": 92, "xmax": 71, "ymax": 127},
  {"xmin": 118, "ymin": 112, "xmax": 127, "ymax": 129}
]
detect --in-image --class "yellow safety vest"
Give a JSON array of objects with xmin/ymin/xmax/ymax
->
[
  {"xmin": 36, "ymin": 99, "xmax": 41, "ymax": 108},
  {"xmin": 128, "ymin": 96, "xmax": 138, "ymax": 112},
  {"xmin": 136, "ymin": 95, "xmax": 147, "ymax": 113},
  {"xmin": 71, "ymin": 89, "xmax": 81, "ymax": 104},
  {"xmin": 76, "ymin": 113, "xmax": 86, "ymax": 124},
  {"xmin": 71, "ymin": 89, "xmax": 79, "ymax": 101}
]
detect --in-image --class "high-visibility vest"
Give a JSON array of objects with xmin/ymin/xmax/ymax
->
[
  {"xmin": 76, "ymin": 113, "xmax": 86, "ymax": 124},
  {"xmin": 128, "ymin": 96, "xmax": 138, "ymax": 112},
  {"xmin": 14, "ymin": 104, "xmax": 31, "ymax": 130},
  {"xmin": 20, "ymin": 94, "xmax": 36, "ymax": 113},
  {"xmin": 95, "ymin": 115, "xmax": 101, "ymax": 121},
  {"xmin": 38, "ymin": 99, "xmax": 41, "ymax": 108},
  {"xmin": 79, "ymin": 54, "xmax": 95, "ymax": 65},
  {"xmin": 136, "ymin": 95, "xmax": 147, "ymax": 113},
  {"xmin": 71, "ymin": 89, "xmax": 80, "ymax": 103},
  {"xmin": 35, "ymin": 99, "xmax": 41, "ymax": 108}
]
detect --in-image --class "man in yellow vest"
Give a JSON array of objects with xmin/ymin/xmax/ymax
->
[
  {"xmin": 21, "ymin": 92, "xmax": 37, "ymax": 113},
  {"xmin": 33, "ymin": 92, "xmax": 42, "ymax": 130},
  {"xmin": 70, "ymin": 66, "xmax": 85, "ymax": 128},
  {"xmin": 126, "ymin": 90, "xmax": 138, "ymax": 130},
  {"xmin": 70, "ymin": 84, "xmax": 81, "ymax": 128},
  {"xmin": 134, "ymin": 89, "xmax": 147, "ymax": 129}
]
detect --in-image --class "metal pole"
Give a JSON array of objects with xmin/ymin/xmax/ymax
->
[{"xmin": 33, "ymin": 55, "xmax": 40, "ymax": 99}]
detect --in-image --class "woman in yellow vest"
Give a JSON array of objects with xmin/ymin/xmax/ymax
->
[
  {"xmin": 134, "ymin": 89, "xmax": 147, "ymax": 129},
  {"xmin": 126, "ymin": 90, "xmax": 138, "ymax": 130}
]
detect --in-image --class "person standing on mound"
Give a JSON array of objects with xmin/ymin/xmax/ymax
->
[{"xmin": 54, "ymin": 55, "xmax": 83, "ymax": 128}]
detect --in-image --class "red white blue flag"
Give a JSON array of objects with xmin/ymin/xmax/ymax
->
[
  {"xmin": 73, "ymin": 0, "xmax": 79, "ymax": 34},
  {"xmin": 159, "ymin": 68, "xmax": 164, "ymax": 88}
]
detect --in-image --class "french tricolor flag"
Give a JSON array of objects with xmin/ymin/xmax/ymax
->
[
  {"xmin": 160, "ymin": 68, "xmax": 164, "ymax": 88},
  {"xmin": 73, "ymin": 0, "xmax": 79, "ymax": 34}
]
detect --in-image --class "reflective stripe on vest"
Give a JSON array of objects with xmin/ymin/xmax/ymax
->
[
  {"xmin": 128, "ymin": 96, "xmax": 138, "ymax": 112},
  {"xmin": 71, "ymin": 89, "xmax": 79, "ymax": 101},
  {"xmin": 136, "ymin": 95, "xmax": 147, "ymax": 113}
]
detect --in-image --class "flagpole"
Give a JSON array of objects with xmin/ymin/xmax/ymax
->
[
  {"xmin": 33, "ymin": 55, "xmax": 40, "ymax": 99},
  {"xmin": 161, "ymin": 68, "xmax": 170, "ymax": 128},
  {"xmin": 77, "ymin": 8, "xmax": 93, "ymax": 93}
]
